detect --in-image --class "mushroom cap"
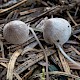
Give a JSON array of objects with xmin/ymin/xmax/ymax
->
[
  {"xmin": 43, "ymin": 18, "xmax": 71, "ymax": 46},
  {"xmin": 3, "ymin": 20, "xmax": 29, "ymax": 44}
]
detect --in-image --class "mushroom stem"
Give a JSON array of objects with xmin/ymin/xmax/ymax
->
[
  {"xmin": 57, "ymin": 44, "xmax": 80, "ymax": 67},
  {"xmin": 29, "ymin": 27, "xmax": 49, "ymax": 80}
]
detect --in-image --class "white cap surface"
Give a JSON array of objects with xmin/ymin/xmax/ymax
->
[{"xmin": 43, "ymin": 18, "xmax": 71, "ymax": 45}]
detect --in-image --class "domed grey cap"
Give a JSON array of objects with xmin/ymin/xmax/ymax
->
[
  {"xmin": 3, "ymin": 20, "xmax": 29, "ymax": 44},
  {"xmin": 43, "ymin": 18, "xmax": 71, "ymax": 46}
]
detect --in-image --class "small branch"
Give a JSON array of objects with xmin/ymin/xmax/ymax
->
[
  {"xmin": 7, "ymin": 49, "xmax": 22, "ymax": 80},
  {"xmin": 71, "ymin": 46, "xmax": 80, "ymax": 56},
  {"xmin": 74, "ymin": 6, "xmax": 79, "ymax": 17},
  {"xmin": 66, "ymin": 11, "xmax": 78, "ymax": 26},
  {"xmin": 34, "ymin": 71, "xmax": 80, "ymax": 79},
  {"xmin": 0, "ymin": 0, "xmax": 28, "ymax": 14},
  {"xmin": 0, "ymin": 40, "xmax": 5, "ymax": 58}
]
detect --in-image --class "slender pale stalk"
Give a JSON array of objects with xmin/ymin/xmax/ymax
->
[
  {"xmin": 57, "ymin": 44, "xmax": 80, "ymax": 67},
  {"xmin": 29, "ymin": 27, "xmax": 49, "ymax": 80}
]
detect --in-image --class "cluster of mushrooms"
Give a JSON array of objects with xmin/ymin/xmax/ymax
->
[{"xmin": 3, "ymin": 18, "xmax": 80, "ymax": 80}]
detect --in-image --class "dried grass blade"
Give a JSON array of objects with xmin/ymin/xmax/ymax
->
[
  {"xmin": 58, "ymin": 50, "xmax": 71, "ymax": 73},
  {"xmin": 0, "ymin": 40, "xmax": 5, "ymax": 58},
  {"xmin": 0, "ymin": 0, "xmax": 28, "ymax": 14},
  {"xmin": 71, "ymin": 46, "xmax": 80, "ymax": 56},
  {"xmin": 7, "ymin": 49, "xmax": 22, "ymax": 80}
]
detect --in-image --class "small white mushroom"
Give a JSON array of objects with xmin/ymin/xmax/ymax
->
[
  {"xmin": 3, "ymin": 20, "xmax": 29, "ymax": 44},
  {"xmin": 43, "ymin": 18, "xmax": 80, "ymax": 66},
  {"xmin": 3, "ymin": 20, "xmax": 49, "ymax": 80}
]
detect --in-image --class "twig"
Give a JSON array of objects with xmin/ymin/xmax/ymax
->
[
  {"xmin": 20, "ymin": 8, "xmax": 36, "ymax": 16},
  {"xmin": 0, "ymin": 40, "xmax": 5, "ymax": 58},
  {"xmin": 0, "ymin": 0, "xmax": 17, "ymax": 8},
  {"xmin": 67, "ymin": 61, "xmax": 80, "ymax": 70},
  {"xmin": 74, "ymin": 6, "xmax": 79, "ymax": 17},
  {"xmin": 0, "ymin": 62, "xmax": 22, "ymax": 80},
  {"xmin": 22, "ymin": 65, "xmax": 38, "ymax": 80},
  {"xmin": 7, "ymin": 49, "xmax": 22, "ymax": 80},
  {"xmin": 34, "ymin": 71, "xmax": 80, "ymax": 79},
  {"xmin": 0, "ymin": 58, "xmax": 9, "ymax": 62},
  {"xmin": 73, "ymin": 35, "xmax": 80, "ymax": 41},
  {"xmin": 58, "ymin": 50, "xmax": 71, "ymax": 80},
  {"xmin": 41, "ymin": 1, "xmax": 49, "ymax": 6},
  {"xmin": 71, "ymin": 46, "xmax": 80, "ymax": 56},
  {"xmin": 58, "ymin": 50, "xmax": 71, "ymax": 73},
  {"xmin": 25, "ymin": 5, "xmax": 61, "ymax": 23},
  {"xmin": 0, "ymin": 0, "xmax": 28, "ymax": 14},
  {"xmin": 66, "ymin": 11, "xmax": 78, "ymax": 26}
]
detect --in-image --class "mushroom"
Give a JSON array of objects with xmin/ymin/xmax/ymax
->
[
  {"xmin": 3, "ymin": 20, "xmax": 29, "ymax": 44},
  {"xmin": 43, "ymin": 18, "xmax": 80, "ymax": 66},
  {"xmin": 3, "ymin": 20, "xmax": 49, "ymax": 80}
]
